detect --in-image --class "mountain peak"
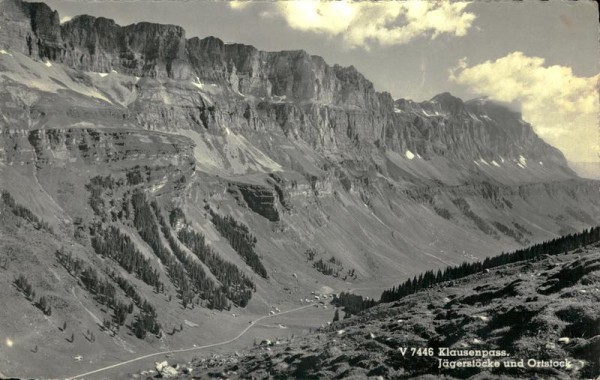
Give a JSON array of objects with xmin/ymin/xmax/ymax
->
[
  {"xmin": 430, "ymin": 91, "xmax": 461, "ymax": 102},
  {"xmin": 430, "ymin": 92, "xmax": 465, "ymax": 114}
]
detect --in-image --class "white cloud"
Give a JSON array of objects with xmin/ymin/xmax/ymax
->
[
  {"xmin": 230, "ymin": 0, "xmax": 475, "ymax": 49},
  {"xmin": 229, "ymin": 1, "xmax": 250, "ymax": 10},
  {"xmin": 450, "ymin": 52, "xmax": 599, "ymax": 163},
  {"xmin": 60, "ymin": 15, "xmax": 72, "ymax": 24}
]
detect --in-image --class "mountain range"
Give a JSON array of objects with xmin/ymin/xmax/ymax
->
[{"xmin": 0, "ymin": 0, "xmax": 599, "ymax": 378}]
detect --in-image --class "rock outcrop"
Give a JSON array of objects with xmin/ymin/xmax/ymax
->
[
  {"xmin": 231, "ymin": 182, "xmax": 280, "ymax": 222},
  {"xmin": 0, "ymin": 126, "xmax": 191, "ymax": 167}
]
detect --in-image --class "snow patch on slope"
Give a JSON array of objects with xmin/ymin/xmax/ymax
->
[
  {"xmin": 192, "ymin": 77, "xmax": 204, "ymax": 90},
  {"xmin": 519, "ymin": 155, "xmax": 527, "ymax": 167},
  {"xmin": 0, "ymin": 52, "xmax": 113, "ymax": 104}
]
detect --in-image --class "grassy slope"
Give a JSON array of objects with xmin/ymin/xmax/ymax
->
[{"xmin": 192, "ymin": 242, "xmax": 600, "ymax": 379}]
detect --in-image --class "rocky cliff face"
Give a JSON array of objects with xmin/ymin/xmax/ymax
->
[
  {"xmin": 0, "ymin": 0, "xmax": 189, "ymax": 78},
  {"xmin": 0, "ymin": 0, "xmax": 566, "ymax": 171},
  {"xmin": 389, "ymin": 93, "xmax": 567, "ymax": 165},
  {"xmin": 0, "ymin": 0, "xmax": 62, "ymax": 57},
  {"xmin": 0, "ymin": 0, "xmax": 386, "ymax": 107},
  {"xmin": 60, "ymin": 16, "xmax": 189, "ymax": 79},
  {"xmin": 26, "ymin": 128, "xmax": 194, "ymax": 167}
]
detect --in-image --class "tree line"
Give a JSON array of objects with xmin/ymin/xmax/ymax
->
[
  {"xmin": 14, "ymin": 274, "xmax": 52, "ymax": 316},
  {"xmin": 330, "ymin": 227, "xmax": 600, "ymax": 317},
  {"xmin": 1, "ymin": 190, "xmax": 53, "ymax": 233},
  {"xmin": 90, "ymin": 225, "xmax": 163, "ymax": 292},
  {"xmin": 85, "ymin": 175, "xmax": 119, "ymax": 220},
  {"xmin": 176, "ymin": 220, "xmax": 255, "ymax": 308},
  {"xmin": 108, "ymin": 271, "xmax": 146, "ymax": 311},
  {"xmin": 152, "ymin": 202, "xmax": 233, "ymax": 310},
  {"xmin": 56, "ymin": 250, "xmax": 162, "ymax": 338},
  {"xmin": 305, "ymin": 249, "xmax": 357, "ymax": 280},
  {"xmin": 131, "ymin": 190, "xmax": 203, "ymax": 309},
  {"xmin": 208, "ymin": 207, "xmax": 268, "ymax": 279},
  {"xmin": 380, "ymin": 226, "xmax": 600, "ymax": 303},
  {"xmin": 133, "ymin": 191, "xmax": 251, "ymax": 311},
  {"xmin": 87, "ymin": 177, "xmax": 215, "ymax": 309},
  {"xmin": 86, "ymin": 177, "xmax": 255, "ymax": 311},
  {"xmin": 132, "ymin": 305, "xmax": 161, "ymax": 339},
  {"xmin": 331, "ymin": 292, "xmax": 376, "ymax": 317},
  {"xmin": 55, "ymin": 251, "xmax": 142, "ymax": 328},
  {"xmin": 108, "ymin": 271, "xmax": 161, "ymax": 338}
]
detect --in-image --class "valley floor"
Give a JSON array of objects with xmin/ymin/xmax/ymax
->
[
  {"xmin": 58, "ymin": 279, "xmax": 389, "ymax": 379},
  {"xmin": 1, "ymin": 274, "xmax": 341, "ymax": 379},
  {"xmin": 64, "ymin": 303, "xmax": 322, "ymax": 379}
]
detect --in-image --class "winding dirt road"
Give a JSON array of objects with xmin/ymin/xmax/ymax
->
[
  {"xmin": 66, "ymin": 304, "xmax": 314, "ymax": 379},
  {"xmin": 65, "ymin": 281, "xmax": 399, "ymax": 379}
]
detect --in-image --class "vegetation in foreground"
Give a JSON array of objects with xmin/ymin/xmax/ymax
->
[{"xmin": 191, "ymin": 237, "xmax": 600, "ymax": 379}]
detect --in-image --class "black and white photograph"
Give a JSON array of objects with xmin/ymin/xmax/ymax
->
[{"xmin": 0, "ymin": 0, "xmax": 599, "ymax": 378}]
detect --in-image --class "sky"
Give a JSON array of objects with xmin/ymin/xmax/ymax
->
[{"xmin": 42, "ymin": 0, "xmax": 599, "ymax": 163}]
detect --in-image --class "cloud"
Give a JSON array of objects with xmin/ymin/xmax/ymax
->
[
  {"xmin": 450, "ymin": 52, "xmax": 599, "ymax": 163},
  {"xmin": 229, "ymin": 1, "xmax": 250, "ymax": 10},
  {"xmin": 60, "ymin": 15, "xmax": 72, "ymax": 24},
  {"xmin": 229, "ymin": 0, "xmax": 475, "ymax": 49}
]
